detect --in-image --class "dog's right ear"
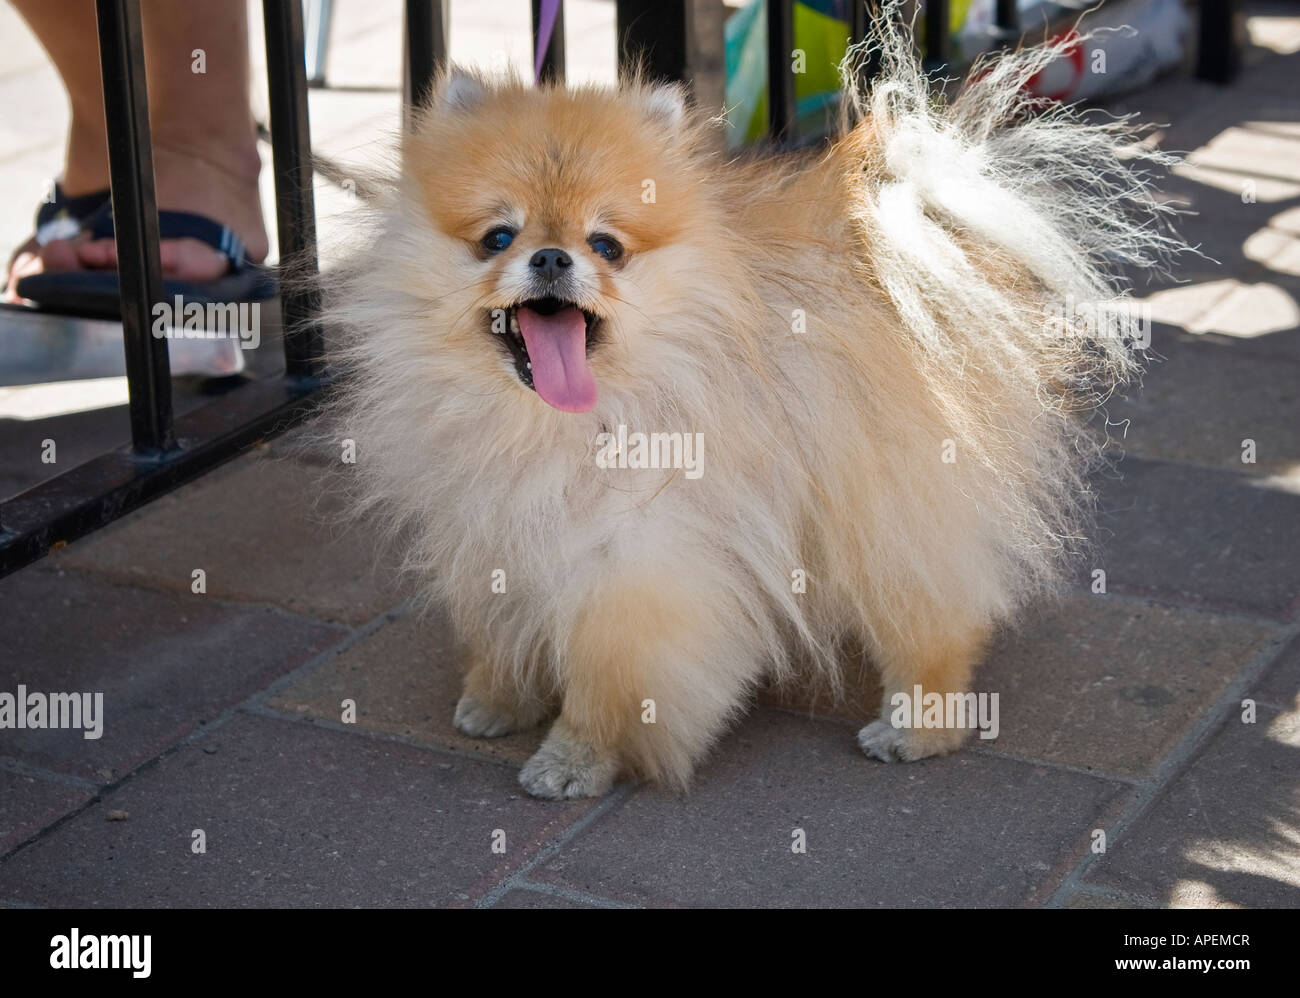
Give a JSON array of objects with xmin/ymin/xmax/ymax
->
[{"xmin": 436, "ymin": 68, "xmax": 488, "ymax": 113}]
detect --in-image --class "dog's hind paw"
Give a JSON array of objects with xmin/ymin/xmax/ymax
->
[
  {"xmin": 519, "ymin": 722, "xmax": 618, "ymax": 799},
  {"xmin": 857, "ymin": 719, "xmax": 966, "ymax": 763},
  {"xmin": 453, "ymin": 695, "xmax": 538, "ymax": 739}
]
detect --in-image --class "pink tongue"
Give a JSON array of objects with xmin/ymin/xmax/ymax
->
[{"xmin": 516, "ymin": 305, "xmax": 597, "ymax": 413}]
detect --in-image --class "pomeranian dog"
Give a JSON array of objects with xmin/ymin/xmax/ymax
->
[{"xmin": 323, "ymin": 15, "xmax": 1178, "ymax": 798}]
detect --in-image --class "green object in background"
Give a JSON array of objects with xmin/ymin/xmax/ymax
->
[
  {"xmin": 723, "ymin": 0, "xmax": 768, "ymax": 147},
  {"xmin": 725, "ymin": 0, "xmax": 848, "ymax": 146},
  {"xmin": 724, "ymin": 0, "xmax": 977, "ymax": 148}
]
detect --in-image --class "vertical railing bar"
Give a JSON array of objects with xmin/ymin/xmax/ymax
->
[
  {"xmin": 924, "ymin": 0, "xmax": 951, "ymax": 70},
  {"xmin": 404, "ymin": 0, "xmax": 448, "ymax": 117},
  {"xmin": 850, "ymin": 0, "xmax": 884, "ymax": 95},
  {"xmin": 532, "ymin": 0, "xmax": 566, "ymax": 84},
  {"xmin": 95, "ymin": 0, "xmax": 174, "ymax": 455},
  {"xmin": 994, "ymin": 0, "xmax": 1018, "ymax": 33},
  {"xmin": 1196, "ymin": 0, "xmax": 1239, "ymax": 83},
  {"xmin": 615, "ymin": 0, "xmax": 688, "ymax": 83},
  {"xmin": 850, "ymin": 0, "xmax": 869, "ymax": 47},
  {"xmin": 766, "ymin": 0, "xmax": 795, "ymax": 144},
  {"xmin": 262, "ymin": 0, "xmax": 325, "ymax": 379}
]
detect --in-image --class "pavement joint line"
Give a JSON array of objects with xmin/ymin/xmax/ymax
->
[
  {"xmin": 498, "ymin": 878, "xmax": 641, "ymax": 910},
  {"xmin": 964, "ymin": 745, "xmax": 1143, "ymax": 788},
  {"xmin": 1043, "ymin": 612, "xmax": 1300, "ymax": 908},
  {"xmin": 0, "ymin": 737, "xmax": 200, "ymax": 866},
  {"xmin": 241, "ymin": 597, "xmax": 416, "ymax": 708},
  {"xmin": 0, "ymin": 757, "xmax": 100, "ymax": 792},
  {"xmin": 474, "ymin": 781, "xmax": 639, "ymax": 909},
  {"xmin": 33, "ymin": 557, "xmax": 386, "ymax": 631},
  {"xmin": 240, "ymin": 700, "xmax": 523, "ymax": 771},
  {"xmin": 0, "ymin": 682, "xmax": 494, "ymax": 867},
  {"xmin": 0, "ymin": 685, "xmax": 272, "ymax": 865}
]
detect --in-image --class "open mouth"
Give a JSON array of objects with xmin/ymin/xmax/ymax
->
[{"xmin": 492, "ymin": 296, "xmax": 602, "ymax": 413}]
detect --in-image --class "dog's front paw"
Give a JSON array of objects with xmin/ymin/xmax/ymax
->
[
  {"xmin": 453, "ymin": 695, "xmax": 535, "ymax": 739},
  {"xmin": 857, "ymin": 719, "xmax": 968, "ymax": 763},
  {"xmin": 519, "ymin": 722, "xmax": 618, "ymax": 799}
]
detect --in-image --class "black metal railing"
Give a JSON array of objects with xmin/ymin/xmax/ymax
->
[
  {"xmin": 405, "ymin": 0, "xmax": 449, "ymax": 113},
  {"xmin": 97, "ymin": 0, "xmax": 173, "ymax": 456},
  {"xmin": 0, "ymin": 0, "xmax": 1242, "ymax": 577},
  {"xmin": 0, "ymin": 0, "xmax": 334, "ymax": 577}
]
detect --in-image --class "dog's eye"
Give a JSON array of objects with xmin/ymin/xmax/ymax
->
[
  {"xmin": 481, "ymin": 227, "xmax": 516, "ymax": 254},
  {"xmin": 588, "ymin": 234, "xmax": 623, "ymax": 261}
]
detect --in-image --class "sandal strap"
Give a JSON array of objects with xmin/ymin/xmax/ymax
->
[{"xmin": 85, "ymin": 203, "xmax": 247, "ymax": 271}]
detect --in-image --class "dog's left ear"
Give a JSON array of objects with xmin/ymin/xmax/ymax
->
[{"xmin": 639, "ymin": 83, "xmax": 689, "ymax": 130}]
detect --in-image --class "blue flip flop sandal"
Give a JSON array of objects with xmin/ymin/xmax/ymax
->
[{"xmin": 15, "ymin": 200, "xmax": 277, "ymax": 320}]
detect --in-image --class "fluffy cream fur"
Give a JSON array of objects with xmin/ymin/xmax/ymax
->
[{"xmin": 320, "ymin": 12, "xmax": 1180, "ymax": 797}]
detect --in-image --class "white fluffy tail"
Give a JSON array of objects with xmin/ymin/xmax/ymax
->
[{"xmin": 842, "ymin": 5, "xmax": 1184, "ymax": 386}]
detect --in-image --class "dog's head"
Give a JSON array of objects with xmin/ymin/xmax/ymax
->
[{"xmin": 399, "ymin": 69, "xmax": 723, "ymax": 414}]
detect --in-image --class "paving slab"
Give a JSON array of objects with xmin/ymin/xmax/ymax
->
[
  {"xmin": 0, "ymin": 712, "xmax": 594, "ymax": 908},
  {"xmin": 1110, "ymin": 331, "xmax": 1300, "ymax": 474},
  {"xmin": 1184, "ymin": 123, "xmax": 1300, "ymax": 188},
  {"xmin": 529, "ymin": 709, "xmax": 1129, "ymax": 908},
  {"xmin": 0, "ymin": 405, "xmax": 133, "ymax": 499},
  {"xmin": 1245, "ymin": 223, "xmax": 1300, "ymax": 277},
  {"xmin": 976, "ymin": 596, "xmax": 1274, "ymax": 779},
  {"xmin": 1169, "ymin": 280, "xmax": 1299, "ymax": 346},
  {"xmin": 0, "ymin": 769, "xmax": 93, "ymax": 857},
  {"xmin": 268, "ymin": 610, "xmax": 548, "ymax": 766},
  {"xmin": 0, "ymin": 380, "xmax": 248, "ymax": 499},
  {"xmin": 1238, "ymin": 43, "xmax": 1300, "ymax": 99},
  {"xmin": 268, "ymin": 588, "xmax": 1271, "ymax": 785},
  {"xmin": 1138, "ymin": 294, "xmax": 1300, "ymax": 367},
  {"xmin": 1110, "ymin": 50, "xmax": 1300, "ymax": 370},
  {"xmin": 1151, "ymin": 198, "xmax": 1300, "ymax": 285},
  {"xmin": 763, "ymin": 595, "xmax": 1272, "ymax": 783},
  {"xmin": 1246, "ymin": 1, "xmax": 1300, "ymax": 55},
  {"xmin": 1088, "ymin": 457, "xmax": 1300, "ymax": 618},
  {"xmin": 1083, "ymin": 704, "xmax": 1300, "ymax": 908},
  {"xmin": 0, "ymin": 568, "xmax": 347, "ymax": 784},
  {"xmin": 50, "ymin": 448, "xmax": 402, "ymax": 625}
]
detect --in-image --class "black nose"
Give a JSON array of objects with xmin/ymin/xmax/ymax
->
[{"xmin": 529, "ymin": 247, "xmax": 573, "ymax": 281}]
